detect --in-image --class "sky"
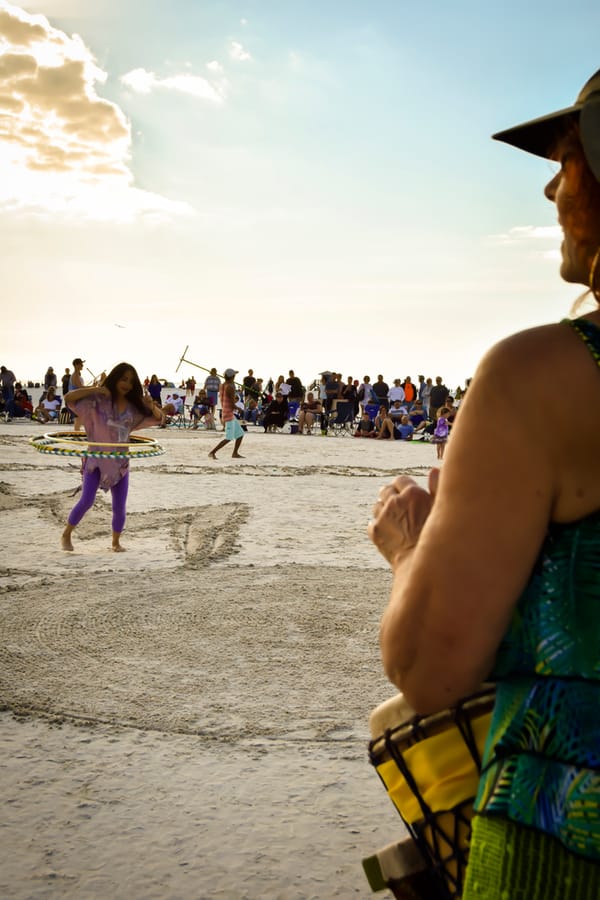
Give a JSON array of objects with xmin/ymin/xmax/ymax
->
[{"xmin": 2, "ymin": 0, "xmax": 600, "ymax": 390}]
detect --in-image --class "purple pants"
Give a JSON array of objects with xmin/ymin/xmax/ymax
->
[{"xmin": 68, "ymin": 468, "xmax": 130, "ymax": 534}]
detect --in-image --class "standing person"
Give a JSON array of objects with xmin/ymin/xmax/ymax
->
[
  {"xmin": 286, "ymin": 370, "xmax": 304, "ymax": 403},
  {"xmin": 185, "ymin": 375, "xmax": 196, "ymax": 405},
  {"xmin": 204, "ymin": 368, "xmax": 221, "ymax": 412},
  {"xmin": 387, "ymin": 379, "xmax": 405, "ymax": 404},
  {"xmin": 372, "ymin": 374, "xmax": 389, "ymax": 404},
  {"xmin": 402, "ymin": 376, "xmax": 416, "ymax": 408},
  {"xmin": 358, "ymin": 375, "xmax": 374, "ymax": 413},
  {"xmin": 147, "ymin": 374, "xmax": 162, "ymax": 406},
  {"xmin": 243, "ymin": 369, "xmax": 256, "ymax": 402},
  {"xmin": 276, "ymin": 375, "xmax": 291, "ymax": 397},
  {"xmin": 342, "ymin": 376, "xmax": 358, "ymax": 416},
  {"xmin": 420, "ymin": 376, "xmax": 432, "ymax": 418},
  {"xmin": 0, "ymin": 366, "xmax": 16, "ymax": 405},
  {"xmin": 368, "ymin": 68, "xmax": 600, "ymax": 900},
  {"xmin": 69, "ymin": 358, "xmax": 86, "ymax": 432},
  {"xmin": 62, "ymin": 367, "xmax": 71, "ymax": 398},
  {"xmin": 428, "ymin": 376, "xmax": 449, "ymax": 423},
  {"xmin": 61, "ymin": 362, "xmax": 164, "ymax": 552},
  {"xmin": 431, "ymin": 406, "xmax": 449, "ymax": 459},
  {"xmin": 208, "ymin": 369, "xmax": 245, "ymax": 459},
  {"xmin": 43, "ymin": 366, "xmax": 57, "ymax": 390}
]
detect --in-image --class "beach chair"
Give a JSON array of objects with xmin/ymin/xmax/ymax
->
[{"xmin": 328, "ymin": 401, "xmax": 355, "ymax": 436}]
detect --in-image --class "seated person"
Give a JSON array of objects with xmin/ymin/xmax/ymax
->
[
  {"xmin": 374, "ymin": 403, "xmax": 394, "ymax": 440},
  {"xmin": 233, "ymin": 399, "xmax": 249, "ymax": 431},
  {"xmin": 8, "ymin": 385, "xmax": 33, "ymax": 418},
  {"xmin": 354, "ymin": 411, "xmax": 376, "ymax": 437},
  {"xmin": 162, "ymin": 393, "xmax": 183, "ymax": 417},
  {"xmin": 190, "ymin": 391, "xmax": 215, "ymax": 429},
  {"xmin": 408, "ymin": 399, "xmax": 428, "ymax": 430},
  {"xmin": 395, "ymin": 414, "xmax": 414, "ymax": 441},
  {"xmin": 262, "ymin": 392, "xmax": 289, "ymax": 432},
  {"xmin": 35, "ymin": 386, "xmax": 61, "ymax": 422},
  {"xmin": 444, "ymin": 397, "xmax": 458, "ymax": 430},
  {"xmin": 297, "ymin": 392, "xmax": 322, "ymax": 434},
  {"xmin": 388, "ymin": 399, "xmax": 408, "ymax": 424},
  {"xmin": 243, "ymin": 397, "xmax": 260, "ymax": 425}
]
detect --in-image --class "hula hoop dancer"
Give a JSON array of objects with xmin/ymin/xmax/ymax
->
[{"xmin": 61, "ymin": 362, "xmax": 165, "ymax": 552}]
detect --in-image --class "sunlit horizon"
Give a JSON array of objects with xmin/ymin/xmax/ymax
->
[{"xmin": 2, "ymin": 1, "xmax": 598, "ymax": 390}]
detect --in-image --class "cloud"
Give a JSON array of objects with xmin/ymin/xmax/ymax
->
[
  {"xmin": 0, "ymin": 0, "xmax": 191, "ymax": 221},
  {"xmin": 121, "ymin": 66, "xmax": 225, "ymax": 103},
  {"xmin": 230, "ymin": 40, "xmax": 251, "ymax": 62},
  {"xmin": 487, "ymin": 224, "xmax": 562, "ymax": 247}
]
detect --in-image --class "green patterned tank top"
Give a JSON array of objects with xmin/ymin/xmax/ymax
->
[{"xmin": 474, "ymin": 317, "xmax": 600, "ymax": 861}]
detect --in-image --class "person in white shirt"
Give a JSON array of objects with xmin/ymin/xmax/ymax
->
[
  {"xmin": 35, "ymin": 386, "xmax": 61, "ymax": 422},
  {"xmin": 387, "ymin": 379, "xmax": 406, "ymax": 404},
  {"xmin": 163, "ymin": 393, "xmax": 183, "ymax": 416},
  {"xmin": 388, "ymin": 399, "xmax": 408, "ymax": 423}
]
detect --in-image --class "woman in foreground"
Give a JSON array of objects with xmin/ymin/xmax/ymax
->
[
  {"xmin": 62, "ymin": 362, "xmax": 164, "ymax": 552},
  {"xmin": 369, "ymin": 69, "xmax": 600, "ymax": 898}
]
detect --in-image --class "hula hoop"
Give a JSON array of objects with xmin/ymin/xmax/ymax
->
[{"xmin": 29, "ymin": 431, "xmax": 165, "ymax": 460}]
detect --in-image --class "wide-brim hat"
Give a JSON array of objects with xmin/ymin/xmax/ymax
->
[{"xmin": 493, "ymin": 67, "xmax": 600, "ymax": 182}]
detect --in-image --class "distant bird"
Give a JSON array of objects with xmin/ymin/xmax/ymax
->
[{"xmin": 114, "ymin": 323, "xmax": 126, "ymax": 329}]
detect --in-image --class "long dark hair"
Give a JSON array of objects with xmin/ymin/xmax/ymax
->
[{"xmin": 103, "ymin": 363, "xmax": 149, "ymax": 416}]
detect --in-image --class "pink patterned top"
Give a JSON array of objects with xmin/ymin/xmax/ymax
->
[
  {"xmin": 68, "ymin": 393, "xmax": 157, "ymax": 490},
  {"xmin": 220, "ymin": 382, "xmax": 234, "ymax": 423}
]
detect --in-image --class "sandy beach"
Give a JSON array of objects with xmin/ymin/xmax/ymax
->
[{"xmin": 0, "ymin": 421, "xmax": 436, "ymax": 899}]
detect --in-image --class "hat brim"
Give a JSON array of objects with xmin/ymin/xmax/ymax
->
[{"xmin": 492, "ymin": 104, "xmax": 580, "ymax": 160}]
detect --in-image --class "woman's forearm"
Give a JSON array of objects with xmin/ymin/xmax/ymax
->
[{"xmin": 65, "ymin": 386, "xmax": 102, "ymax": 404}]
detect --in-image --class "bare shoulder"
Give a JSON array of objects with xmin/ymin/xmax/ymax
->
[
  {"xmin": 455, "ymin": 317, "xmax": 600, "ymax": 521},
  {"xmin": 475, "ymin": 321, "xmax": 577, "ymax": 390}
]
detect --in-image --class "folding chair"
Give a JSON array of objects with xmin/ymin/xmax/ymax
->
[{"xmin": 328, "ymin": 400, "xmax": 355, "ymax": 436}]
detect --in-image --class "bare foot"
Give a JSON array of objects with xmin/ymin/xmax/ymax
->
[
  {"xmin": 112, "ymin": 544, "xmax": 127, "ymax": 552},
  {"xmin": 232, "ymin": 453, "xmax": 245, "ymax": 458},
  {"xmin": 61, "ymin": 533, "xmax": 74, "ymax": 551},
  {"xmin": 208, "ymin": 451, "xmax": 217, "ymax": 459}
]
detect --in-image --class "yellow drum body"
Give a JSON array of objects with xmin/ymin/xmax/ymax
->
[{"xmin": 368, "ymin": 688, "xmax": 495, "ymax": 900}]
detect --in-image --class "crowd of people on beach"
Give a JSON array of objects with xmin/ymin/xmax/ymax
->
[
  {"xmin": 1, "ymin": 361, "xmax": 465, "ymax": 452},
  {"xmin": 150, "ymin": 367, "xmax": 466, "ymax": 448}
]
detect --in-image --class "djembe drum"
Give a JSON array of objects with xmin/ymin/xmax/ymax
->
[{"xmin": 366, "ymin": 686, "xmax": 495, "ymax": 899}]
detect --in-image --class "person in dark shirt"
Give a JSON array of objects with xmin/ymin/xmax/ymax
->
[
  {"xmin": 428, "ymin": 376, "xmax": 449, "ymax": 421},
  {"xmin": 262, "ymin": 392, "xmax": 289, "ymax": 432},
  {"xmin": 286, "ymin": 370, "xmax": 304, "ymax": 402},
  {"xmin": 372, "ymin": 374, "xmax": 389, "ymax": 403},
  {"xmin": 243, "ymin": 369, "xmax": 257, "ymax": 400}
]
